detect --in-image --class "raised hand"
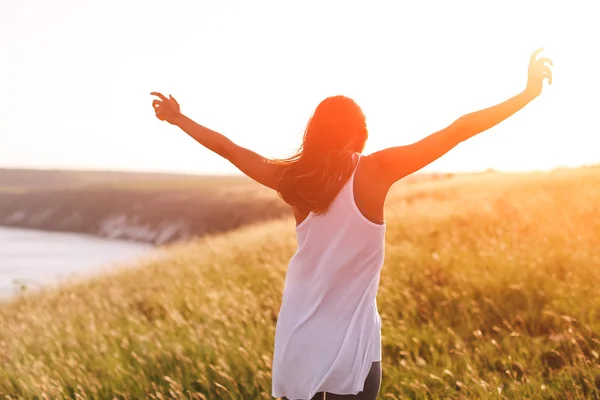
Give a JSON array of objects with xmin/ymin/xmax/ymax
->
[
  {"xmin": 525, "ymin": 48, "xmax": 553, "ymax": 99},
  {"xmin": 151, "ymin": 92, "xmax": 182, "ymax": 125}
]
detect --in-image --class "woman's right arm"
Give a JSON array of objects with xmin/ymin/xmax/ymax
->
[
  {"xmin": 151, "ymin": 92, "xmax": 283, "ymax": 190},
  {"xmin": 370, "ymin": 48, "xmax": 553, "ymax": 187}
]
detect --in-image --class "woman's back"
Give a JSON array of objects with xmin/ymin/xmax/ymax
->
[
  {"xmin": 290, "ymin": 151, "xmax": 390, "ymax": 228},
  {"xmin": 272, "ymin": 154, "xmax": 386, "ymax": 399}
]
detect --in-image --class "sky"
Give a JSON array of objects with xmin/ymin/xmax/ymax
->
[{"xmin": 1, "ymin": 0, "xmax": 598, "ymax": 175}]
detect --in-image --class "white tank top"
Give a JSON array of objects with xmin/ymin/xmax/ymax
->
[{"xmin": 272, "ymin": 154, "xmax": 386, "ymax": 400}]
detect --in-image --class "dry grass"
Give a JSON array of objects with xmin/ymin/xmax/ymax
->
[{"xmin": 1, "ymin": 168, "xmax": 599, "ymax": 399}]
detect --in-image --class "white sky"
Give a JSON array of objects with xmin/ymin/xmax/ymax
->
[{"xmin": 1, "ymin": 0, "xmax": 598, "ymax": 175}]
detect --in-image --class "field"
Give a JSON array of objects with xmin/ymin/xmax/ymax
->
[{"xmin": 1, "ymin": 167, "xmax": 599, "ymax": 399}]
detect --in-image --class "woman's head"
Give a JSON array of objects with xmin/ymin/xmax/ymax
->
[
  {"xmin": 274, "ymin": 95, "xmax": 368, "ymax": 214},
  {"xmin": 303, "ymin": 95, "xmax": 368, "ymax": 154}
]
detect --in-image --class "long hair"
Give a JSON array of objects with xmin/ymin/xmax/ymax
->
[{"xmin": 272, "ymin": 95, "xmax": 368, "ymax": 215}]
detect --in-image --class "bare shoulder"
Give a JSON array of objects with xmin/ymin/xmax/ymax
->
[
  {"xmin": 360, "ymin": 153, "xmax": 386, "ymax": 178},
  {"xmin": 352, "ymin": 153, "xmax": 391, "ymax": 224},
  {"xmin": 362, "ymin": 123, "xmax": 461, "ymax": 188},
  {"xmin": 359, "ymin": 151, "xmax": 398, "ymax": 191}
]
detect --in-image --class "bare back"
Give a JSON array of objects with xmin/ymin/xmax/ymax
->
[{"xmin": 292, "ymin": 154, "xmax": 389, "ymax": 227}]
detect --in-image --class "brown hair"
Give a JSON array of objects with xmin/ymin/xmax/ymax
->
[{"xmin": 272, "ymin": 95, "xmax": 368, "ymax": 214}]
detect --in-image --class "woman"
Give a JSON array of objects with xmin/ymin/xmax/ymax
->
[{"xmin": 151, "ymin": 48, "xmax": 552, "ymax": 400}]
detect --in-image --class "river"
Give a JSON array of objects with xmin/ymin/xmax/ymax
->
[{"xmin": 0, "ymin": 226, "xmax": 155, "ymax": 299}]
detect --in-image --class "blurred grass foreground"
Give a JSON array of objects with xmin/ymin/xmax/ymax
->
[{"xmin": 1, "ymin": 167, "xmax": 600, "ymax": 399}]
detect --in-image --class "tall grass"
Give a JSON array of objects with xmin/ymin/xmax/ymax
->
[{"xmin": 1, "ymin": 169, "xmax": 599, "ymax": 399}]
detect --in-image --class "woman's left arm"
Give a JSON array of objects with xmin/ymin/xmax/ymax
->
[{"xmin": 151, "ymin": 92, "xmax": 282, "ymax": 190}]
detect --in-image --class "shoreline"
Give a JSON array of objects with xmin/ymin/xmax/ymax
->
[{"xmin": 0, "ymin": 226, "xmax": 158, "ymax": 300}]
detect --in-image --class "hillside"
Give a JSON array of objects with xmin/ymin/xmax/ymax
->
[
  {"xmin": 0, "ymin": 168, "xmax": 225, "ymax": 190},
  {"xmin": 0, "ymin": 169, "xmax": 290, "ymax": 244},
  {"xmin": 0, "ymin": 168, "xmax": 452, "ymax": 244},
  {"xmin": 1, "ymin": 168, "xmax": 599, "ymax": 398}
]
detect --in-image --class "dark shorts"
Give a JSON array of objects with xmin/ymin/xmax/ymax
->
[{"xmin": 282, "ymin": 361, "xmax": 382, "ymax": 400}]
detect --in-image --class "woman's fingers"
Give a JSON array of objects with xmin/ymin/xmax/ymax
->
[
  {"xmin": 542, "ymin": 73, "xmax": 552, "ymax": 85},
  {"xmin": 541, "ymin": 69, "xmax": 553, "ymax": 85},
  {"xmin": 536, "ymin": 57, "xmax": 554, "ymax": 68},
  {"xmin": 151, "ymin": 92, "xmax": 179, "ymax": 121},
  {"xmin": 151, "ymin": 92, "xmax": 168, "ymax": 102},
  {"xmin": 530, "ymin": 47, "xmax": 544, "ymax": 64}
]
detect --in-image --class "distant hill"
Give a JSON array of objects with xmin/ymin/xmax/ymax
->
[
  {"xmin": 0, "ymin": 168, "xmax": 290, "ymax": 244},
  {"xmin": 0, "ymin": 167, "xmax": 457, "ymax": 244},
  {"xmin": 0, "ymin": 168, "xmax": 236, "ymax": 190}
]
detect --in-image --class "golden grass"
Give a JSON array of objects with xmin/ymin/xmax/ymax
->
[{"xmin": 1, "ymin": 168, "xmax": 599, "ymax": 399}]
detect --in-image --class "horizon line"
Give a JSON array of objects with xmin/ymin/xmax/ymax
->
[{"xmin": 1, "ymin": 163, "xmax": 598, "ymax": 178}]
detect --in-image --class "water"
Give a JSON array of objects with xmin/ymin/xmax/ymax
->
[{"xmin": 0, "ymin": 226, "xmax": 155, "ymax": 299}]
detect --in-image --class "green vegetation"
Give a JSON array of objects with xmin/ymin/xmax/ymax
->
[{"xmin": 1, "ymin": 168, "xmax": 599, "ymax": 399}]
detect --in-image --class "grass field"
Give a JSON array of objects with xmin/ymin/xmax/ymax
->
[{"xmin": 1, "ymin": 168, "xmax": 599, "ymax": 399}]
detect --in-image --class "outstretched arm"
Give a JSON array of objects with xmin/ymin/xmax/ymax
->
[
  {"xmin": 370, "ymin": 48, "xmax": 553, "ymax": 186},
  {"xmin": 150, "ymin": 93, "xmax": 282, "ymax": 190}
]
